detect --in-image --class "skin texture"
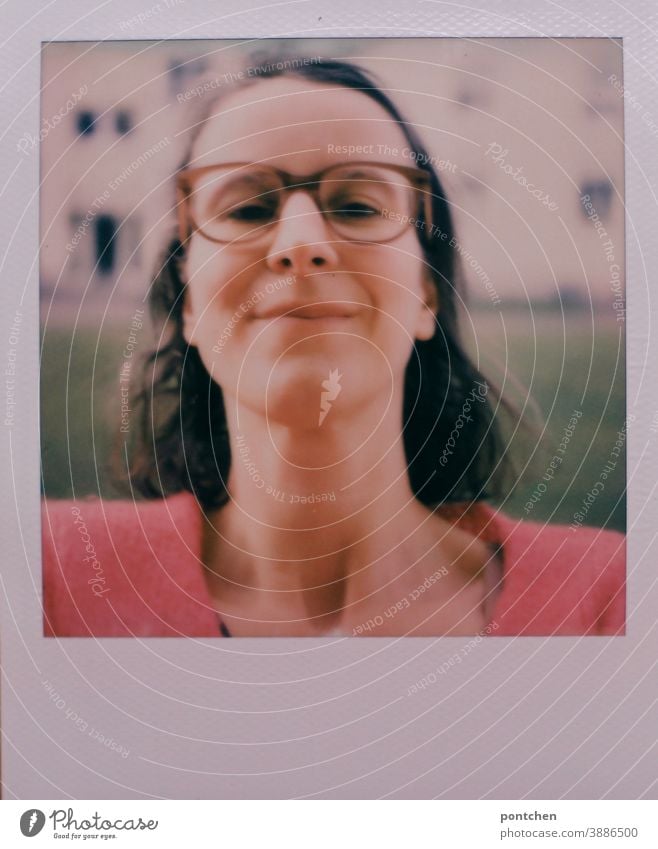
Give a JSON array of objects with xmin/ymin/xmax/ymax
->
[{"xmin": 180, "ymin": 77, "xmax": 493, "ymax": 636}]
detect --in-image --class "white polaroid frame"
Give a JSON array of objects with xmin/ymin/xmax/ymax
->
[{"xmin": 1, "ymin": 0, "xmax": 656, "ymax": 800}]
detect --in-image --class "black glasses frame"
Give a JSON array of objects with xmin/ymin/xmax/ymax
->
[{"xmin": 176, "ymin": 160, "xmax": 434, "ymax": 246}]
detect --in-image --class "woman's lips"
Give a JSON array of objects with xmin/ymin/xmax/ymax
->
[
  {"xmin": 256, "ymin": 303, "xmax": 361, "ymax": 320},
  {"xmin": 258, "ymin": 314, "xmax": 358, "ymax": 332}
]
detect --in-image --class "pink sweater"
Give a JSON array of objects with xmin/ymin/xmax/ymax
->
[{"xmin": 42, "ymin": 493, "xmax": 625, "ymax": 637}]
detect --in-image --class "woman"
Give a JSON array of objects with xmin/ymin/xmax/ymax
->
[{"xmin": 42, "ymin": 56, "xmax": 624, "ymax": 637}]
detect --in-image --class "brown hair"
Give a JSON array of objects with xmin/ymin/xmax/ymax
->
[{"xmin": 122, "ymin": 55, "xmax": 512, "ymax": 509}]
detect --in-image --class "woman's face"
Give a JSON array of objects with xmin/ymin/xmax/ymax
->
[{"xmin": 181, "ymin": 76, "xmax": 438, "ymax": 427}]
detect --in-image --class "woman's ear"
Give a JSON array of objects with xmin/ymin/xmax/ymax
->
[
  {"xmin": 415, "ymin": 275, "xmax": 439, "ymax": 341},
  {"xmin": 182, "ymin": 292, "xmax": 196, "ymax": 347},
  {"xmin": 176, "ymin": 252, "xmax": 196, "ymax": 347}
]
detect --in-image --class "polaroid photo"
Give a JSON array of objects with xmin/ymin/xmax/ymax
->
[{"xmin": 1, "ymin": 0, "xmax": 655, "ymax": 803}]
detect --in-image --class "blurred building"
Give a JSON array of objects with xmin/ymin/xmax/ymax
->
[
  {"xmin": 40, "ymin": 42, "xmax": 202, "ymax": 323},
  {"xmin": 39, "ymin": 38, "xmax": 624, "ymax": 324}
]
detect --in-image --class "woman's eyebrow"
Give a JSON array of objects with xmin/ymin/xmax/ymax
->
[
  {"xmin": 205, "ymin": 168, "xmax": 275, "ymax": 188},
  {"xmin": 329, "ymin": 166, "xmax": 400, "ymax": 181},
  {"xmin": 332, "ymin": 167, "xmax": 373, "ymax": 179}
]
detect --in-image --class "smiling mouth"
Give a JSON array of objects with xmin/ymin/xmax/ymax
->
[{"xmin": 258, "ymin": 305, "xmax": 360, "ymax": 320}]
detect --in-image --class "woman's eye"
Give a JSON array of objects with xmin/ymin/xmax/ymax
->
[
  {"xmin": 227, "ymin": 203, "xmax": 276, "ymax": 222},
  {"xmin": 330, "ymin": 201, "xmax": 380, "ymax": 219}
]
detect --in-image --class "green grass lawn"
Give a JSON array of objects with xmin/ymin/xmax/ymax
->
[
  {"xmin": 40, "ymin": 325, "xmax": 127, "ymax": 502},
  {"xmin": 41, "ymin": 305, "xmax": 626, "ymax": 532},
  {"xmin": 467, "ymin": 307, "xmax": 625, "ymax": 531}
]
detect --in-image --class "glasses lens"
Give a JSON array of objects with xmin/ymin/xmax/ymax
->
[
  {"xmin": 320, "ymin": 165, "xmax": 417, "ymax": 241},
  {"xmin": 185, "ymin": 164, "xmax": 422, "ymax": 244},
  {"xmin": 189, "ymin": 166, "xmax": 283, "ymax": 243}
]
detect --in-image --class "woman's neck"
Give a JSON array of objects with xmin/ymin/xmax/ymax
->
[{"xmin": 201, "ymin": 393, "xmax": 458, "ymax": 630}]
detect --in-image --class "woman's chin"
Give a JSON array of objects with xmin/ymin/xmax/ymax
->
[
  {"xmin": 212, "ymin": 338, "xmax": 399, "ymax": 429},
  {"xmin": 246, "ymin": 361, "xmax": 351, "ymax": 430}
]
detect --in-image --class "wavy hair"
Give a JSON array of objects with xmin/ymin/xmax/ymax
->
[{"xmin": 123, "ymin": 55, "xmax": 511, "ymax": 509}]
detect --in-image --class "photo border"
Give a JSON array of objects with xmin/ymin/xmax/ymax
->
[{"xmin": 1, "ymin": 0, "xmax": 655, "ymax": 800}]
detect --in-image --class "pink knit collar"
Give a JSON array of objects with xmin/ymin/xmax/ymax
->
[{"xmin": 168, "ymin": 491, "xmax": 517, "ymax": 636}]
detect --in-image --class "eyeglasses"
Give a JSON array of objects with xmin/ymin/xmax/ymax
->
[{"xmin": 176, "ymin": 161, "xmax": 433, "ymax": 246}]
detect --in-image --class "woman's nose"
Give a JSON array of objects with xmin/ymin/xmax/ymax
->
[{"xmin": 265, "ymin": 191, "xmax": 340, "ymax": 275}]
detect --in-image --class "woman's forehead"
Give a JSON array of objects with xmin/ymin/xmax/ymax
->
[{"xmin": 189, "ymin": 77, "xmax": 412, "ymax": 169}]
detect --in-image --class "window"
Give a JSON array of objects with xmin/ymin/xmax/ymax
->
[
  {"xmin": 115, "ymin": 110, "xmax": 132, "ymax": 135},
  {"xmin": 168, "ymin": 57, "xmax": 209, "ymax": 94},
  {"xmin": 76, "ymin": 110, "xmax": 96, "ymax": 136},
  {"xmin": 580, "ymin": 179, "xmax": 613, "ymax": 219},
  {"xmin": 95, "ymin": 215, "xmax": 118, "ymax": 276}
]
